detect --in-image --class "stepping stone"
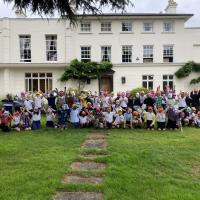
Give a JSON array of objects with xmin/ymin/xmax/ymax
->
[
  {"xmin": 80, "ymin": 154, "xmax": 104, "ymax": 159},
  {"xmin": 82, "ymin": 139, "xmax": 107, "ymax": 149},
  {"xmin": 87, "ymin": 134, "xmax": 106, "ymax": 140},
  {"xmin": 54, "ymin": 192, "xmax": 103, "ymax": 200},
  {"xmin": 70, "ymin": 162, "xmax": 106, "ymax": 171},
  {"xmin": 63, "ymin": 175, "xmax": 103, "ymax": 185}
]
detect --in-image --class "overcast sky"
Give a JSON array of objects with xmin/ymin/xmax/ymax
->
[{"xmin": 0, "ymin": 0, "xmax": 199, "ymax": 27}]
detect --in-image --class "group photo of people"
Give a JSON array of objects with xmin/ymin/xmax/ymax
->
[{"xmin": 0, "ymin": 87, "xmax": 200, "ymax": 132}]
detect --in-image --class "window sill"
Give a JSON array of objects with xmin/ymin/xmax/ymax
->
[
  {"xmin": 78, "ymin": 32, "xmax": 93, "ymax": 34},
  {"xmin": 99, "ymin": 32, "xmax": 113, "ymax": 34},
  {"xmin": 141, "ymin": 32, "xmax": 155, "ymax": 34},
  {"xmin": 161, "ymin": 32, "xmax": 175, "ymax": 34},
  {"xmin": 120, "ymin": 32, "xmax": 134, "ymax": 34}
]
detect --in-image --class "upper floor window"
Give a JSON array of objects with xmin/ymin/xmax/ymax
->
[
  {"xmin": 163, "ymin": 22, "xmax": 174, "ymax": 32},
  {"xmin": 163, "ymin": 45, "xmax": 173, "ymax": 63},
  {"xmin": 81, "ymin": 46, "xmax": 91, "ymax": 62},
  {"xmin": 101, "ymin": 22, "xmax": 112, "ymax": 32},
  {"xmin": 80, "ymin": 22, "xmax": 91, "ymax": 32},
  {"xmin": 101, "ymin": 46, "xmax": 111, "ymax": 62},
  {"xmin": 19, "ymin": 35, "xmax": 31, "ymax": 62},
  {"xmin": 122, "ymin": 22, "xmax": 132, "ymax": 32},
  {"xmin": 46, "ymin": 35, "xmax": 57, "ymax": 61},
  {"xmin": 122, "ymin": 46, "xmax": 132, "ymax": 63},
  {"xmin": 143, "ymin": 45, "xmax": 153, "ymax": 63},
  {"xmin": 143, "ymin": 22, "xmax": 153, "ymax": 32}
]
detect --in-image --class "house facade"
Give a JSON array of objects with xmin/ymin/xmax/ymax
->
[{"xmin": 0, "ymin": 0, "xmax": 200, "ymax": 96}]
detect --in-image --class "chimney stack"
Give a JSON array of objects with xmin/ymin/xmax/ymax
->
[{"xmin": 165, "ymin": 0, "xmax": 177, "ymax": 14}]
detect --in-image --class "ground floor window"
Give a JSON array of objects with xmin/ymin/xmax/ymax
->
[
  {"xmin": 142, "ymin": 75, "xmax": 154, "ymax": 90},
  {"xmin": 163, "ymin": 75, "xmax": 174, "ymax": 90},
  {"xmin": 25, "ymin": 73, "xmax": 53, "ymax": 93}
]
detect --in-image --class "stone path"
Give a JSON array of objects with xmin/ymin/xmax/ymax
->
[{"xmin": 54, "ymin": 131, "xmax": 108, "ymax": 200}]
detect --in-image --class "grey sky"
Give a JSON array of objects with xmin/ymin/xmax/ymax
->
[{"xmin": 0, "ymin": 0, "xmax": 199, "ymax": 27}]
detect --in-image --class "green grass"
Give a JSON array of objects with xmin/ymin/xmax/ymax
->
[
  {"xmin": 0, "ymin": 128, "xmax": 88, "ymax": 200},
  {"xmin": 105, "ymin": 128, "xmax": 200, "ymax": 200},
  {"xmin": 1, "ymin": 128, "xmax": 200, "ymax": 200}
]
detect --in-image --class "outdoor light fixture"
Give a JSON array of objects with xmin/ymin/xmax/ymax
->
[
  {"xmin": 121, "ymin": 76, "xmax": 126, "ymax": 84},
  {"xmin": 136, "ymin": 57, "xmax": 140, "ymax": 61}
]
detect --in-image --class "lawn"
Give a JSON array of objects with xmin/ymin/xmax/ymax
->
[{"xmin": 0, "ymin": 128, "xmax": 200, "ymax": 200}]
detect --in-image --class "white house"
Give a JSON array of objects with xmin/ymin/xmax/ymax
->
[{"xmin": 0, "ymin": 0, "xmax": 200, "ymax": 96}]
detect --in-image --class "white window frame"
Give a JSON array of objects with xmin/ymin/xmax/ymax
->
[
  {"xmin": 142, "ymin": 75, "xmax": 154, "ymax": 90},
  {"xmin": 81, "ymin": 46, "xmax": 91, "ymax": 62},
  {"xmin": 80, "ymin": 22, "xmax": 91, "ymax": 32},
  {"xmin": 163, "ymin": 45, "xmax": 174, "ymax": 63},
  {"xmin": 19, "ymin": 35, "xmax": 31, "ymax": 62},
  {"xmin": 163, "ymin": 21, "xmax": 174, "ymax": 33},
  {"xmin": 163, "ymin": 75, "xmax": 174, "ymax": 90},
  {"xmin": 122, "ymin": 45, "xmax": 132, "ymax": 63},
  {"xmin": 101, "ymin": 22, "xmax": 112, "ymax": 32},
  {"xmin": 122, "ymin": 22, "xmax": 132, "ymax": 32},
  {"xmin": 143, "ymin": 45, "xmax": 154, "ymax": 63},
  {"xmin": 101, "ymin": 46, "xmax": 111, "ymax": 62},
  {"xmin": 143, "ymin": 22, "xmax": 153, "ymax": 32},
  {"xmin": 25, "ymin": 72, "xmax": 53, "ymax": 93},
  {"xmin": 46, "ymin": 35, "xmax": 57, "ymax": 62}
]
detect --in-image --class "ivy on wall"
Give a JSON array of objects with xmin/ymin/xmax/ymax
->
[{"xmin": 175, "ymin": 61, "xmax": 200, "ymax": 84}]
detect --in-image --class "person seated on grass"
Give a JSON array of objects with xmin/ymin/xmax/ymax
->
[
  {"xmin": 123, "ymin": 107, "xmax": 133, "ymax": 129},
  {"xmin": 70, "ymin": 104, "xmax": 81, "ymax": 128},
  {"xmin": 21, "ymin": 110, "xmax": 32, "ymax": 131},
  {"xmin": 195, "ymin": 111, "xmax": 200, "ymax": 128},
  {"xmin": 132, "ymin": 111, "xmax": 142, "ymax": 129},
  {"xmin": 103, "ymin": 107, "xmax": 115, "ymax": 129},
  {"xmin": 11, "ymin": 111, "xmax": 22, "ymax": 132},
  {"xmin": 0, "ymin": 110, "xmax": 13, "ymax": 132},
  {"xmin": 31, "ymin": 108, "xmax": 41, "ymax": 130},
  {"xmin": 79, "ymin": 111, "xmax": 89, "ymax": 128},
  {"xmin": 144, "ymin": 106, "xmax": 156, "ymax": 130},
  {"xmin": 155, "ymin": 106, "xmax": 166, "ymax": 131},
  {"xmin": 112, "ymin": 109, "xmax": 124, "ymax": 128},
  {"xmin": 46, "ymin": 107, "xmax": 56, "ymax": 128}
]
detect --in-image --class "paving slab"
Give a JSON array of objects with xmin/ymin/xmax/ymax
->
[
  {"xmin": 82, "ymin": 139, "xmax": 107, "ymax": 149},
  {"xmin": 87, "ymin": 134, "xmax": 106, "ymax": 140},
  {"xmin": 63, "ymin": 175, "xmax": 103, "ymax": 185},
  {"xmin": 70, "ymin": 162, "xmax": 106, "ymax": 171},
  {"xmin": 54, "ymin": 192, "xmax": 103, "ymax": 200}
]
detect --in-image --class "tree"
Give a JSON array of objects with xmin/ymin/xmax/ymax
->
[
  {"xmin": 4, "ymin": 0, "xmax": 133, "ymax": 24},
  {"xmin": 60, "ymin": 59, "xmax": 112, "ymax": 91}
]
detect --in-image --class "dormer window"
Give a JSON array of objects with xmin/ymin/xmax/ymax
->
[
  {"xmin": 163, "ymin": 22, "xmax": 174, "ymax": 32},
  {"xmin": 143, "ymin": 22, "xmax": 153, "ymax": 32}
]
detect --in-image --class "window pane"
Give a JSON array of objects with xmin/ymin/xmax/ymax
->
[
  {"xmin": 47, "ymin": 73, "xmax": 52, "ymax": 77},
  {"xmin": 143, "ymin": 82, "xmax": 147, "ymax": 88},
  {"xmin": 148, "ymin": 81, "xmax": 153, "ymax": 90},
  {"xmin": 33, "ymin": 79, "xmax": 38, "ymax": 92},
  {"xmin": 33, "ymin": 73, "xmax": 38, "ymax": 77},
  {"xmin": 163, "ymin": 75, "xmax": 167, "ymax": 80},
  {"xmin": 40, "ymin": 73, "xmax": 45, "ymax": 77},
  {"xmin": 142, "ymin": 76, "xmax": 147, "ymax": 80},
  {"xmin": 169, "ymin": 75, "xmax": 174, "ymax": 80},
  {"xmin": 25, "ymin": 73, "xmax": 31, "ymax": 78},
  {"xmin": 101, "ymin": 22, "xmax": 111, "ymax": 32},
  {"xmin": 81, "ymin": 22, "xmax": 91, "ymax": 32},
  {"xmin": 122, "ymin": 22, "xmax": 132, "ymax": 32},
  {"xmin": 149, "ymin": 75, "xmax": 154, "ymax": 80}
]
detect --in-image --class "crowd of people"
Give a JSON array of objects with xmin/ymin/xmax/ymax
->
[{"xmin": 0, "ymin": 87, "xmax": 200, "ymax": 132}]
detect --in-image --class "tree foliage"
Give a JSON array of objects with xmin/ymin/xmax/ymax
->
[
  {"xmin": 175, "ymin": 61, "xmax": 200, "ymax": 84},
  {"xmin": 60, "ymin": 59, "xmax": 112, "ymax": 90},
  {"xmin": 4, "ymin": 0, "xmax": 133, "ymax": 24}
]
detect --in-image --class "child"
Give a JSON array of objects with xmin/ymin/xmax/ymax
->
[
  {"xmin": 123, "ymin": 107, "xmax": 133, "ymax": 129},
  {"xmin": 46, "ymin": 107, "xmax": 55, "ymax": 128},
  {"xmin": 22, "ymin": 110, "xmax": 32, "ymax": 131},
  {"xmin": 70, "ymin": 104, "xmax": 81, "ymax": 128},
  {"xmin": 31, "ymin": 108, "xmax": 41, "ymax": 130},
  {"xmin": 58, "ymin": 104, "xmax": 69, "ymax": 129},
  {"xmin": 195, "ymin": 111, "xmax": 200, "ymax": 128},
  {"xmin": 113, "ymin": 110, "xmax": 124, "ymax": 128},
  {"xmin": 132, "ymin": 111, "xmax": 142, "ymax": 129},
  {"xmin": 0, "ymin": 111, "xmax": 13, "ymax": 132},
  {"xmin": 144, "ymin": 106, "xmax": 156, "ymax": 130},
  {"xmin": 103, "ymin": 107, "xmax": 115, "ymax": 129},
  {"xmin": 79, "ymin": 111, "xmax": 89, "ymax": 127},
  {"xmin": 156, "ymin": 106, "xmax": 166, "ymax": 131},
  {"xmin": 93, "ymin": 107, "xmax": 105, "ymax": 129},
  {"xmin": 12, "ymin": 111, "xmax": 21, "ymax": 132}
]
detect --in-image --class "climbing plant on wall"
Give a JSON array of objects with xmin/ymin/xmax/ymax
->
[{"xmin": 175, "ymin": 61, "xmax": 200, "ymax": 84}]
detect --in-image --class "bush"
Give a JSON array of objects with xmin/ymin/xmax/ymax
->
[{"xmin": 131, "ymin": 87, "xmax": 149, "ymax": 97}]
